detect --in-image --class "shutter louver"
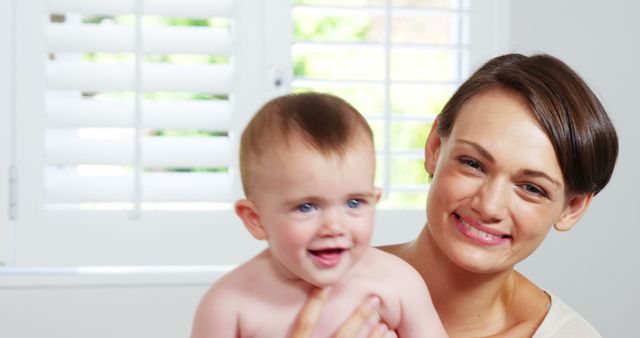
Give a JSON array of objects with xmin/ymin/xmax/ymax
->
[{"xmin": 44, "ymin": 0, "xmax": 234, "ymax": 208}]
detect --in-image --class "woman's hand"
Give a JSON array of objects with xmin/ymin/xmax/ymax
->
[{"xmin": 290, "ymin": 287, "xmax": 397, "ymax": 338}]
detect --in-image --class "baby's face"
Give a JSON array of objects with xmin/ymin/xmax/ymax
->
[{"xmin": 251, "ymin": 138, "xmax": 379, "ymax": 286}]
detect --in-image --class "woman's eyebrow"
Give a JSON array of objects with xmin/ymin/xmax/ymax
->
[
  {"xmin": 521, "ymin": 169, "xmax": 562, "ymax": 187},
  {"xmin": 456, "ymin": 139, "xmax": 495, "ymax": 163}
]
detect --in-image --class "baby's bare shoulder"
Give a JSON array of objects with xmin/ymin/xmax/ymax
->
[
  {"xmin": 348, "ymin": 248, "xmax": 428, "ymax": 302},
  {"xmin": 202, "ymin": 251, "xmax": 275, "ymax": 301},
  {"xmin": 198, "ymin": 266, "xmax": 252, "ymax": 309},
  {"xmin": 362, "ymin": 247, "xmax": 422, "ymax": 278},
  {"xmin": 191, "ymin": 267, "xmax": 250, "ymax": 337}
]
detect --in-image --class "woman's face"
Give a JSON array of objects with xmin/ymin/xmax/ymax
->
[{"xmin": 425, "ymin": 88, "xmax": 580, "ymax": 274}]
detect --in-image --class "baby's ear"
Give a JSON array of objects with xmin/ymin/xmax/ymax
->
[
  {"xmin": 235, "ymin": 199, "xmax": 267, "ymax": 240},
  {"xmin": 374, "ymin": 188, "xmax": 382, "ymax": 204}
]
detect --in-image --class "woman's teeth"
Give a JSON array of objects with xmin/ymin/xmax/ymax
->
[{"xmin": 460, "ymin": 219, "xmax": 508, "ymax": 240}]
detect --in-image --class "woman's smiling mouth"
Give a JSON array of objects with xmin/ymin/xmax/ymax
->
[{"xmin": 453, "ymin": 213, "xmax": 512, "ymax": 245}]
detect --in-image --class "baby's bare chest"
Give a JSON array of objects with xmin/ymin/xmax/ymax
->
[{"xmin": 238, "ymin": 280, "xmax": 401, "ymax": 338}]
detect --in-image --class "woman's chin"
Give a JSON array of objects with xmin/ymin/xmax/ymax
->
[{"xmin": 445, "ymin": 244, "xmax": 515, "ymax": 275}]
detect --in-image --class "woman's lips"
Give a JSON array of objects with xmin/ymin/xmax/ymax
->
[{"xmin": 452, "ymin": 214, "xmax": 512, "ymax": 246}]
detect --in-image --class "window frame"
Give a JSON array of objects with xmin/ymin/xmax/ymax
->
[{"xmin": 0, "ymin": 0, "xmax": 15, "ymax": 267}]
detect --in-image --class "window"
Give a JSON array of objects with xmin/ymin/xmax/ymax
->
[
  {"xmin": 2, "ymin": 0, "xmax": 505, "ymax": 267},
  {"xmin": 292, "ymin": 0, "xmax": 469, "ymax": 209}
]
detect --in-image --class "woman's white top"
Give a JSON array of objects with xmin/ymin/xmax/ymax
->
[{"xmin": 533, "ymin": 291, "xmax": 602, "ymax": 338}]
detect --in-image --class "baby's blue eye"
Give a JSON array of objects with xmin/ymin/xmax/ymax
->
[
  {"xmin": 346, "ymin": 199, "xmax": 360, "ymax": 209},
  {"xmin": 297, "ymin": 203, "xmax": 315, "ymax": 213}
]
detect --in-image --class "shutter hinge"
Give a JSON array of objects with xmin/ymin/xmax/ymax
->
[{"xmin": 9, "ymin": 165, "xmax": 17, "ymax": 221}]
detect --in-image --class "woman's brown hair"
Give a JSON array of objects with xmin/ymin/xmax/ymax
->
[{"xmin": 437, "ymin": 53, "xmax": 618, "ymax": 195}]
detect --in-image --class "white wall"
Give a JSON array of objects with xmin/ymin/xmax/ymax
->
[
  {"xmin": 505, "ymin": 1, "xmax": 640, "ymax": 337},
  {"xmin": 0, "ymin": 270, "xmax": 226, "ymax": 338}
]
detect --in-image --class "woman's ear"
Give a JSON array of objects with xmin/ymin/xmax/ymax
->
[
  {"xmin": 554, "ymin": 193, "xmax": 594, "ymax": 231},
  {"xmin": 235, "ymin": 199, "xmax": 268, "ymax": 240},
  {"xmin": 424, "ymin": 118, "xmax": 442, "ymax": 176}
]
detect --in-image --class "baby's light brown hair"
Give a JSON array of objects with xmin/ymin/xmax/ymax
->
[{"xmin": 239, "ymin": 92, "xmax": 374, "ymax": 197}]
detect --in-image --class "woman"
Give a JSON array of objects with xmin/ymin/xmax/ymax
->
[{"xmin": 290, "ymin": 53, "xmax": 618, "ymax": 337}]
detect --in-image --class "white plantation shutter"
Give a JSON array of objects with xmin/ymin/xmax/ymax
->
[
  {"xmin": 9, "ymin": 0, "xmax": 292, "ymax": 266},
  {"xmin": 44, "ymin": 0, "xmax": 234, "ymax": 207}
]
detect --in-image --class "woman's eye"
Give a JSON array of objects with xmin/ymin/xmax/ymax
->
[
  {"xmin": 459, "ymin": 157, "xmax": 483, "ymax": 171},
  {"xmin": 522, "ymin": 184, "xmax": 547, "ymax": 198},
  {"xmin": 297, "ymin": 203, "xmax": 316, "ymax": 213},
  {"xmin": 346, "ymin": 199, "xmax": 361, "ymax": 209}
]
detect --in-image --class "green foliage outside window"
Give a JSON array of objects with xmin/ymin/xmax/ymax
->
[{"xmin": 292, "ymin": 3, "xmax": 459, "ymax": 208}]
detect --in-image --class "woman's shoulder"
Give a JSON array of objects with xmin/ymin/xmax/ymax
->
[{"xmin": 533, "ymin": 291, "xmax": 602, "ymax": 338}]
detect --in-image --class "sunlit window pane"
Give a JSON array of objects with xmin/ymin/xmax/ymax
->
[
  {"xmin": 391, "ymin": 14, "xmax": 458, "ymax": 44},
  {"xmin": 370, "ymin": 120, "xmax": 385, "ymax": 153},
  {"xmin": 390, "ymin": 48, "xmax": 458, "ymax": 81},
  {"xmin": 293, "ymin": 47, "xmax": 385, "ymax": 80},
  {"xmin": 390, "ymin": 84, "xmax": 454, "ymax": 116},
  {"xmin": 294, "ymin": 0, "xmax": 384, "ymax": 6},
  {"xmin": 293, "ymin": 13, "xmax": 382, "ymax": 43},
  {"xmin": 390, "ymin": 158, "xmax": 429, "ymax": 185},
  {"xmin": 378, "ymin": 191, "xmax": 427, "ymax": 209},
  {"xmin": 392, "ymin": 0, "xmax": 458, "ymax": 9},
  {"xmin": 294, "ymin": 0, "xmax": 461, "ymax": 9},
  {"xmin": 391, "ymin": 121, "xmax": 432, "ymax": 150}
]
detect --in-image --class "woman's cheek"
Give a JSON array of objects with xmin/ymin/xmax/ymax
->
[{"xmin": 438, "ymin": 166, "xmax": 476, "ymax": 194}]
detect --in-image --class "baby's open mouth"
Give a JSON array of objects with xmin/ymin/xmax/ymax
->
[
  {"xmin": 308, "ymin": 248, "xmax": 347, "ymax": 267},
  {"xmin": 308, "ymin": 248, "xmax": 346, "ymax": 256}
]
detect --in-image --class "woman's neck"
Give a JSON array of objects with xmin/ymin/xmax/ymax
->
[{"xmin": 389, "ymin": 224, "xmax": 521, "ymax": 337}]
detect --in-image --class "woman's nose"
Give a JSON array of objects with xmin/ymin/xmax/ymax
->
[{"xmin": 470, "ymin": 177, "xmax": 509, "ymax": 222}]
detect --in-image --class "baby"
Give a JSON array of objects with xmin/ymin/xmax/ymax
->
[{"xmin": 191, "ymin": 93, "xmax": 446, "ymax": 337}]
